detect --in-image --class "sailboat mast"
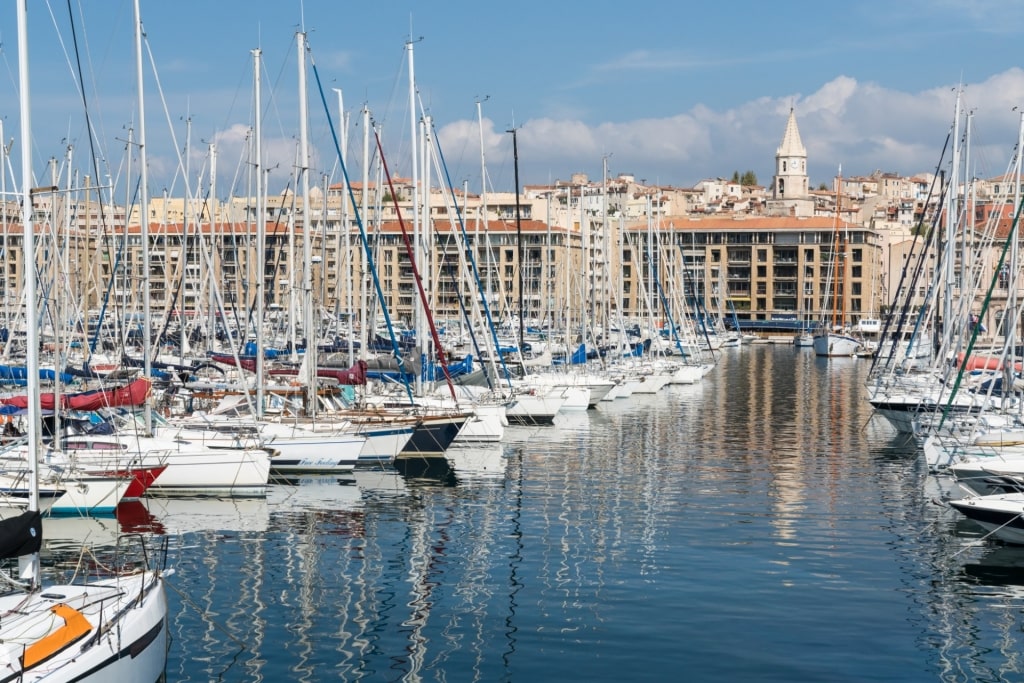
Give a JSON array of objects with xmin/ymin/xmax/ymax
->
[
  {"xmin": 1008, "ymin": 112, "xmax": 1023, "ymax": 407},
  {"xmin": 406, "ymin": 39, "xmax": 422, "ymax": 394},
  {"xmin": 359, "ymin": 105, "xmax": 370, "ymax": 359},
  {"xmin": 831, "ymin": 170, "xmax": 842, "ymax": 331},
  {"xmin": 253, "ymin": 47, "xmax": 265, "ymax": 417},
  {"xmin": 509, "ymin": 127, "xmax": 524, "ymax": 350},
  {"xmin": 297, "ymin": 31, "xmax": 316, "ymax": 415},
  {"xmin": 133, "ymin": 0, "xmax": 152, "ymax": 434},
  {"xmin": 16, "ymin": 0, "xmax": 40, "ymax": 585},
  {"xmin": 944, "ymin": 90, "xmax": 962, "ymax": 341}
]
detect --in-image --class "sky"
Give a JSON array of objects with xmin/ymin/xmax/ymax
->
[{"xmin": 1, "ymin": 0, "xmax": 1024, "ymax": 200}]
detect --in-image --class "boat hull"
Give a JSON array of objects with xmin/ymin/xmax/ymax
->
[
  {"xmin": 950, "ymin": 494, "xmax": 1024, "ymax": 544},
  {"xmin": 397, "ymin": 414, "xmax": 467, "ymax": 459},
  {"xmin": 812, "ymin": 333, "xmax": 861, "ymax": 357}
]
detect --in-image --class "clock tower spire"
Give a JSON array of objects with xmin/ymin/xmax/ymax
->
[{"xmin": 768, "ymin": 107, "xmax": 813, "ymax": 217}]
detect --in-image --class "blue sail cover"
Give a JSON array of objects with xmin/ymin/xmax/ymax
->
[
  {"xmin": 0, "ymin": 365, "xmax": 75, "ymax": 384},
  {"xmin": 423, "ymin": 354, "xmax": 474, "ymax": 381}
]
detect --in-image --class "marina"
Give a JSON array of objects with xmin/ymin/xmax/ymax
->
[
  {"xmin": 0, "ymin": 4, "xmax": 1021, "ymax": 682},
  {"xmin": 25, "ymin": 345, "xmax": 1024, "ymax": 681}
]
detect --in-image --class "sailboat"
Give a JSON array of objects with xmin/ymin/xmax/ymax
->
[
  {"xmin": 813, "ymin": 170, "xmax": 862, "ymax": 357},
  {"xmin": 0, "ymin": 3, "xmax": 168, "ymax": 680}
]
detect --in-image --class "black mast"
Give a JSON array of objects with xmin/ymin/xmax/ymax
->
[{"xmin": 508, "ymin": 127, "xmax": 525, "ymax": 351}]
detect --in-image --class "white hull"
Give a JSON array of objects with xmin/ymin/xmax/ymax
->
[
  {"xmin": 506, "ymin": 388, "xmax": 566, "ymax": 425},
  {"xmin": 949, "ymin": 493, "xmax": 1024, "ymax": 544},
  {"xmin": 0, "ymin": 571, "xmax": 166, "ymax": 682},
  {"xmin": 47, "ymin": 472, "xmax": 131, "ymax": 516},
  {"xmin": 794, "ymin": 333, "xmax": 814, "ymax": 348},
  {"xmin": 268, "ymin": 435, "xmax": 363, "ymax": 473},
  {"xmin": 454, "ymin": 403, "xmax": 507, "ymax": 443},
  {"xmin": 812, "ymin": 333, "xmax": 861, "ymax": 357},
  {"xmin": 148, "ymin": 446, "xmax": 271, "ymax": 496},
  {"xmin": 355, "ymin": 425, "xmax": 415, "ymax": 466},
  {"xmin": 0, "ymin": 461, "xmax": 129, "ymax": 516},
  {"xmin": 630, "ymin": 372, "xmax": 672, "ymax": 394}
]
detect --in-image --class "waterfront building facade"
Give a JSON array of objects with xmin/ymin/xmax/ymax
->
[{"xmin": 1, "ymin": 109, "xmax": 1014, "ymax": 347}]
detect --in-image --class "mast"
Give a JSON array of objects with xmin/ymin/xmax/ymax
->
[
  {"xmin": 1008, "ymin": 111, "xmax": 1023, "ymax": 410},
  {"xmin": 830, "ymin": 168, "xmax": 843, "ymax": 332},
  {"xmin": 1, "ymin": 122, "xmax": 7, "ymax": 343},
  {"xmin": 297, "ymin": 30, "xmax": 316, "ymax": 415},
  {"xmin": 181, "ymin": 116, "xmax": 191, "ymax": 363},
  {"xmin": 334, "ymin": 89, "xmax": 355, "ymax": 366},
  {"xmin": 359, "ymin": 105, "xmax": 370, "ymax": 359},
  {"xmin": 133, "ymin": 0, "xmax": 152, "ymax": 434},
  {"xmin": 16, "ymin": 0, "xmax": 40, "ymax": 585},
  {"xmin": 253, "ymin": 47, "xmax": 265, "ymax": 417},
  {"xmin": 508, "ymin": 127, "xmax": 524, "ymax": 351},
  {"xmin": 209, "ymin": 141, "xmax": 217, "ymax": 361},
  {"xmin": 406, "ymin": 39, "xmax": 422, "ymax": 394},
  {"xmin": 944, "ymin": 89, "xmax": 962, "ymax": 342}
]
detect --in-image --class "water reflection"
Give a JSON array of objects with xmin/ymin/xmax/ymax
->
[
  {"xmin": 960, "ymin": 543, "xmax": 1024, "ymax": 592},
  {"xmin": 447, "ymin": 444, "xmax": 507, "ymax": 482},
  {"xmin": 51, "ymin": 345, "xmax": 1024, "ymax": 681}
]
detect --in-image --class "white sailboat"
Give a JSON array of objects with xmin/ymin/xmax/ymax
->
[
  {"xmin": 0, "ymin": 4, "xmax": 167, "ymax": 680},
  {"xmin": 813, "ymin": 169, "xmax": 861, "ymax": 357}
]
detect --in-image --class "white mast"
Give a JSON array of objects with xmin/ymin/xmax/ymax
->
[
  {"xmin": 297, "ymin": 30, "xmax": 316, "ymax": 414},
  {"xmin": 334, "ymin": 88, "xmax": 355, "ymax": 366},
  {"xmin": 1, "ymin": 120, "xmax": 7, "ymax": 338},
  {"xmin": 359, "ymin": 105, "xmax": 370, "ymax": 358},
  {"xmin": 208, "ymin": 141, "xmax": 217, "ymax": 360},
  {"xmin": 134, "ymin": 0, "xmax": 153, "ymax": 434},
  {"xmin": 407, "ymin": 38, "xmax": 422, "ymax": 395},
  {"xmin": 181, "ymin": 115, "xmax": 191, "ymax": 362},
  {"xmin": 16, "ymin": 0, "xmax": 40, "ymax": 585},
  {"xmin": 944, "ymin": 89, "xmax": 961, "ymax": 344},
  {"xmin": 1007, "ymin": 111, "xmax": 1023, "ymax": 411},
  {"xmin": 253, "ymin": 47, "xmax": 265, "ymax": 417}
]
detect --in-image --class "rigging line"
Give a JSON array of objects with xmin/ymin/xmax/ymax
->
[
  {"xmin": 63, "ymin": 0, "xmax": 113, "ymax": 238},
  {"xmin": 262, "ymin": 33, "xmax": 299, "ymax": 164},
  {"xmin": 373, "ymin": 126, "xmax": 458, "ymax": 401},
  {"xmin": 243, "ymin": 181, "xmax": 294, "ymax": 353},
  {"xmin": 428, "ymin": 117, "xmax": 512, "ymax": 388},
  {"xmin": 307, "ymin": 44, "xmax": 414, "ymax": 404},
  {"xmin": 871, "ymin": 134, "xmax": 951, "ymax": 376},
  {"xmin": 937, "ymin": 192, "xmax": 1024, "ymax": 431}
]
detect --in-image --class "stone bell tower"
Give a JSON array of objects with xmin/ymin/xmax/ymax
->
[{"xmin": 768, "ymin": 108, "xmax": 813, "ymax": 217}]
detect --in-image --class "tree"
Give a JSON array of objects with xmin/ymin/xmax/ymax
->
[
  {"xmin": 740, "ymin": 170, "xmax": 758, "ymax": 186},
  {"xmin": 731, "ymin": 171, "xmax": 740, "ymax": 183}
]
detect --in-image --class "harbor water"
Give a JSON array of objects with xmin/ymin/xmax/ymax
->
[{"xmin": 41, "ymin": 344, "xmax": 1024, "ymax": 681}]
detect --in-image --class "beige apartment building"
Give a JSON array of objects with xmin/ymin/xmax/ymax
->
[{"xmin": 4, "ymin": 108, "xmax": 1013, "ymax": 345}]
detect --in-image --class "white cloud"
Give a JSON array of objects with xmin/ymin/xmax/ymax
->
[{"xmin": 436, "ymin": 68, "xmax": 1024, "ymax": 189}]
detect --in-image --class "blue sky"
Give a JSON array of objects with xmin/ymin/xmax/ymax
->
[{"xmin": 2, "ymin": 0, "xmax": 1024, "ymax": 199}]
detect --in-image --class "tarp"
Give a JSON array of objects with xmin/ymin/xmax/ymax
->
[
  {"xmin": 0, "ymin": 365, "xmax": 75, "ymax": 384},
  {"xmin": 267, "ymin": 360, "xmax": 368, "ymax": 386},
  {"xmin": 209, "ymin": 353, "xmax": 257, "ymax": 372},
  {"xmin": 0, "ymin": 377, "xmax": 151, "ymax": 411}
]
